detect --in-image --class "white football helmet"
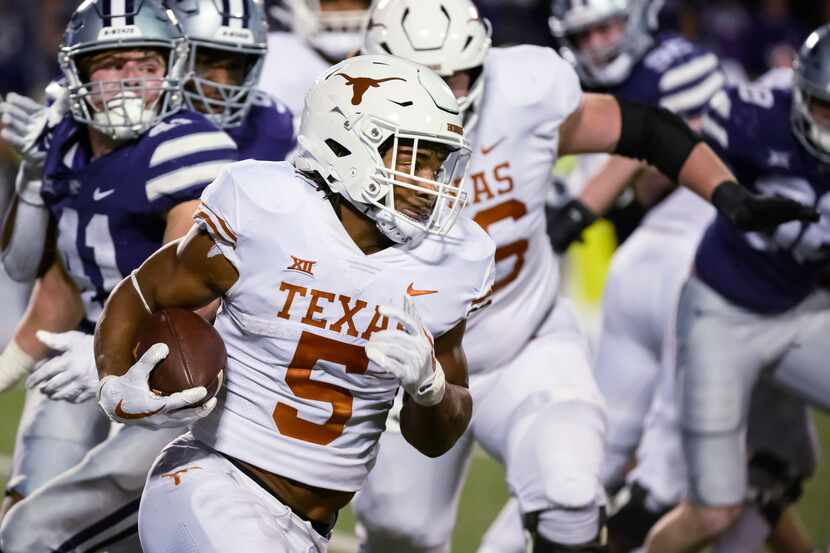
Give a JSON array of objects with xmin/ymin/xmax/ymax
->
[
  {"xmin": 295, "ymin": 54, "xmax": 471, "ymax": 246},
  {"xmin": 271, "ymin": 0, "xmax": 370, "ymax": 61},
  {"xmin": 362, "ymin": 0, "xmax": 492, "ymax": 126}
]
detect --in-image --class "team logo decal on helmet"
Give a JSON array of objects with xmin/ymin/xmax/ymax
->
[{"xmin": 337, "ymin": 74, "xmax": 407, "ymax": 105}]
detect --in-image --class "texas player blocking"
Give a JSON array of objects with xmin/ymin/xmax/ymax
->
[
  {"xmin": 94, "ymin": 54, "xmax": 495, "ymax": 553},
  {"xmin": 355, "ymin": 0, "xmax": 819, "ymax": 551}
]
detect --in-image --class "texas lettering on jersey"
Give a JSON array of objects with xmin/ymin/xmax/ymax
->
[
  {"xmin": 275, "ymin": 281, "xmax": 402, "ymax": 340},
  {"xmin": 460, "ymin": 45, "xmax": 581, "ymax": 375}
]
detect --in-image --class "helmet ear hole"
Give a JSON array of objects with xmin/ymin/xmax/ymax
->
[{"xmin": 325, "ymin": 138, "xmax": 352, "ymax": 158}]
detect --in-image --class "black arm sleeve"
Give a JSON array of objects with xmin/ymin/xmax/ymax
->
[{"xmin": 613, "ymin": 100, "xmax": 702, "ymax": 182}]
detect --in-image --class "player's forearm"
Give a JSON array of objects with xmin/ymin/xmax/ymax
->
[
  {"xmin": 676, "ymin": 142, "xmax": 735, "ymax": 201},
  {"xmin": 400, "ymin": 383, "xmax": 472, "ymax": 457},
  {"xmin": 15, "ymin": 261, "xmax": 84, "ymax": 359},
  {"xmin": 578, "ymin": 156, "xmax": 644, "ymax": 215},
  {"xmin": 95, "ymin": 242, "xmax": 182, "ymax": 378},
  {"xmin": 95, "ymin": 275, "xmax": 155, "ymax": 378},
  {"xmin": 96, "ymin": 233, "xmax": 232, "ymax": 378},
  {"xmin": 1, "ymin": 194, "xmax": 50, "ymax": 282}
]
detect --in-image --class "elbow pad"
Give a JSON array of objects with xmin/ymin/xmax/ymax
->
[{"xmin": 613, "ymin": 100, "xmax": 702, "ymax": 182}]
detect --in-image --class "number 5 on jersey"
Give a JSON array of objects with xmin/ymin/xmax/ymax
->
[{"xmin": 273, "ymin": 331, "xmax": 369, "ymax": 445}]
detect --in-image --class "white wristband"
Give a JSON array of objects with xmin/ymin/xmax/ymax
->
[
  {"xmin": 413, "ymin": 360, "xmax": 446, "ymax": 407},
  {"xmin": 0, "ymin": 340, "xmax": 36, "ymax": 392}
]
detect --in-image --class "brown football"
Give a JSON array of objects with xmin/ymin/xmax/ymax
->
[{"xmin": 135, "ymin": 308, "xmax": 226, "ymax": 402}]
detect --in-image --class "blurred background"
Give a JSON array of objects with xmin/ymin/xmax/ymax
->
[
  {"xmin": 0, "ymin": 0, "xmax": 825, "ymax": 194},
  {"xmin": 1, "ymin": 0, "xmax": 827, "ymax": 100}
]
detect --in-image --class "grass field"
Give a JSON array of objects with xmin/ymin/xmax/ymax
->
[{"xmin": 0, "ymin": 382, "xmax": 827, "ymax": 552}]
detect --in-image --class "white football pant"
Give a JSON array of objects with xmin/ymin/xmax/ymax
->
[
  {"xmin": 594, "ymin": 225, "xmax": 700, "ymax": 488},
  {"xmin": 7, "ymin": 387, "xmax": 110, "ymax": 497},
  {"xmin": 0, "ymin": 424, "xmax": 182, "ymax": 553},
  {"xmin": 139, "ymin": 434, "xmax": 331, "ymax": 553},
  {"xmin": 677, "ymin": 275, "xmax": 830, "ymax": 505},
  {"xmin": 354, "ymin": 298, "xmax": 607, "ymax": 551}
]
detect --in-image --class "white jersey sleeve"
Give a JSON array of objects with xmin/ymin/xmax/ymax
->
[
  {"xmin": 194, "ymin": 165, "xmax": 242, "ymax": 270},
  {"xmin": 536, "ymin": 46, "xmax": 583, "ymax": 134},
  {"xmin": 419, "ymin": 218, "xmax": 496, "ymax": 330}
]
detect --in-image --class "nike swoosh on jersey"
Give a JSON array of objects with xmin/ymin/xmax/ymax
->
[
  {"xmin": 480, "ymin": 137, "xmax": 506, "ymax": 155},
  {"xmin": 406, "ymin": 283, "xmax": 438, "ymax": 297},
  {"xmin": 93, "ymin": 187, "xmax": 115, "ymax": 201},
  {"xmin": 114, "ymin": 400, "xmax": 163, "ymax": 420}
]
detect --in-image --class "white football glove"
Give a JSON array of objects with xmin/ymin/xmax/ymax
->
[
  {"xmin": 0, "ymin": 83, "xmax": 69, "ymax": 165},
  {"xmin": 365, "ymin": 296, "xmax": 446, "ymax": 407},
  {"xmin": 97, "ymin": 343, "xmax": 218, "ymax": 429},
  {"xmin": 27, "ymin": 330, "xmax": 98, "ymax": 403},
  {"xmin": 1, "ymin": 92, "xmax": 47, "ymax": 165},
  {"xmin": 0, "ymin": 340, "xmax": 36, "ymax": 393}
]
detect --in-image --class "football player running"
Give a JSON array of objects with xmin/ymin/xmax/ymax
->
[
  {"xmin": 643, "ymin": 24, "xmax": 830, "ymax": 553},
  {"xmin": 260, "ymin": 0, "xmax": 371, "ymax": 116},
  {"xmin": 353, "ymin": 1, "xmax": 818, "ymax": 552},
  {"xmin": 95, "ymin": 53, "xmax": 495, "ymax": 553},
  {"xmin": 0, "ymin": 1, "xmax": 295, "ymax": 552}
]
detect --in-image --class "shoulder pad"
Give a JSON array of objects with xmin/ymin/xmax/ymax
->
[
  {"xmin": 140, "ymin": 111, "xmax": 238, "ymax": 204},
  {"xmin": 485, "ymin": 46, "xmax": 581, "ymax": 125},
  {"xmin": 447, "ymin": 216, "xmax": 497, "ymax": 263},
  {"xmin": 225, "ymin": 160, "xmax": 311, "ymax": 216},
  {"xmin": 640, "ymin": 36, "xmax": 724, "ymax": 117}
]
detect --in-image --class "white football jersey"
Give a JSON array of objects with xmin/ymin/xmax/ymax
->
[
  {"xmin": 191, "ymin": 161, "xmax": 495, "ymax": 491},
  {"xmin": 259, "ymin": 32, "xmax": 332, "ymax": 119},
  {"xmin": 462, "ymin": 46, "xmax": 582, "ymax": 375}
]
